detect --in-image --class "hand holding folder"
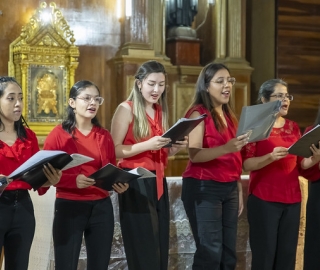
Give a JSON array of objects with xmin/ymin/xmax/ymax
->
[
  {"xmin": 0, "ymin": 177, "xmax": 9, "ymax": 197},
  {"xmin": 90, "ymin": 164, "xmax": 156, "ymax": 191},
  {"xmin": 8, "ymin": 150, "xmax": 94, "ymax": 190},
  {"xmin": 161, "ymin": 114, "xmax": 207, "ymax": 147},
  {"xmin": 288, "ymin": 125, "xmax": 320, "ymax": 158},
  {"xmin": 236, "ymin": 100, "xmax": 282, "ymax": 143}
]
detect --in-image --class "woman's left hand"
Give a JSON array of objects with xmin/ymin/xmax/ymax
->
[
  {"xmin": 43, "ymin": 163, "xmax": 62, "ymax": 186},
  {"xmin": 112, "ymin": 182, "xmax": 129, "ymax": 194},
  {"xmin": 310, "ymin": 142, "xmax": 320, "ymax": 163},
  {"xmin": 169, "ymin": 136, "xmax": 188, "ymax": 156}
]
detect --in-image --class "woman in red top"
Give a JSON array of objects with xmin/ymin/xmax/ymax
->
[
  {"xmin": 111, "ymin": 60, "xmax": 187, "ymax": 270},
  {"xmin": 303, "ymin": 107, "xmax": 320, "ymax": 270},
  {"xmin": 0, "ymin": 76, "xmax": 61, "ymax": 270},
  {"xmin": 241, "ymin": 78, "xmax": 318, "ymax": 270},
  {"xmin": 43, "ymin": 80, "xmax": 128, "ymax": 270},
  {"xmin": 182, "ymin": 63, "xmax": 248, "ymax": 270}
]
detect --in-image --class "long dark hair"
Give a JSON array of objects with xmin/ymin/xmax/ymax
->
[
  {"xmin": 0, "ymin": 76, "xmax": 28, "ymax": 140},
  {"xmin": 62, "ymin": 80, "xmax": 101, "ymax": 135},
  {"xmin": 188, "ymin": 63, "xmax": 238, "ymax": 132}
]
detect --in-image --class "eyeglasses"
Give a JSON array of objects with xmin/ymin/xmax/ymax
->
[
  {"xmin": 74, "ymin": 95, "xmax": 104, "ymax": 105},
  {"xmin": 270, "ymin": 93, "xmax": 293, "ymax": 101},
  {"xmin": 211, "ymin": 77, "xmax": 236, "ymax": 86}
]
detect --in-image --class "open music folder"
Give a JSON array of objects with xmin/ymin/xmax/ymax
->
[
  {"xmin": 288, "ymin": 124, "xmax": 320, "ymax": 158},
  {"xmin": 161, "ymin": 113, "xmax": 207, "ymax": 147},
  {"xmin": 236, "ymin": 100, "xmax": 282, "ymax": 143},
  {"xmin": 8, "ymin": 150, "xmax": 93, "ymax": 190},
  {"xmin": 90, "ymin": 164, "xmax": 156, "ymax": 191}
]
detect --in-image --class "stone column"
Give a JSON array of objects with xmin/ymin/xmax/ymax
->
[
  {"xmin": 119, "ymin": 0, "xmax": 167, "ymax": 57},
  {"xmin": 214, "ymin": 0, "xmax": 253, "ymax": 112},
  {"xmin": 225, "ymin": 0, "xmax": 250, "ymax": 67},
  {"xmin": 215, "ymin": 0, "xmax": 227, "ymax": 61}
]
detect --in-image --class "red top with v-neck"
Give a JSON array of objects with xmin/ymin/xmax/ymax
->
[
  {"xmin": 42, "ymin": 125, "xmax": 115, "ymax": 200},
  {"xmin": 182, "ymin": 105, "xmax": 242, "ymax": 182}
]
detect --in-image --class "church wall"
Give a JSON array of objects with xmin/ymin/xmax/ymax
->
[
  {"xmin": 0, "ymin": 0, "xmax": 122, "ymax": 129},
  {"xmin": 277, "ymin": 0, "xmax": 320, "ymax": 131},
  {"xmin": 247, "ymin": 0, "xmax": 320, "ymax": 131}
]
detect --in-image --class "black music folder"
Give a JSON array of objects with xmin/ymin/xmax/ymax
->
[
  {"xmin": 236, "ymin": 100, "xmax": 281, "ymax": 143},
  {"xmin": 162, "ymin": 113, "xmax": 207, "ymax": 147},
  {"xmin": 90, "ymin": 164, "xmax": 156, "ymax": 191},
  {"xmin": 288, "ymin": 125, "xmax": 320, "ymax": 158},
  {"xmin": 8, "ymin": 150, "xmax": 93, "ymax": 190}
]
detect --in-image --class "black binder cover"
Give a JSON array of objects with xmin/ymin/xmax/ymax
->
[
  {"xmin": 288, "ymin": 125, "xmax": 320, "ymax": 158},
  {"xmin": 91, "ymin": 164, "xmax": 140, "ymax": 191},
  {"xmin": 162, "ymin": 114, "xmax": 207, "ymax": 146},
  {"xmin": 9, "ymin": 153, "xmax": 72, "ymax": 190}
]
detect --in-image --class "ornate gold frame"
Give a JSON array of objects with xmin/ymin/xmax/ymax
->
[{"xmin": 8, "ymin": 2, "xmax": 79, "ymax": 137}]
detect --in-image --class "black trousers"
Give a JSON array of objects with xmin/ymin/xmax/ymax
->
[
  {"xmin": 182, "ymin": 178, "xmax": 239, "ymax": 270},
  {"xmin": 0, "ymin": 190, "xmax": 35, "ymax": 270},
  {"xmin": 304, "ymin": 179, "xmax": 320, "ymax": 270},
  {"xmin": 118, "ymin": 176, "xmax": 170, "ymax": 270},
  {"xmin": 247, "ymin": 194, "xmax": 301, "ymax": 270},
  {"xmin": 53, "ymin": 197, "xmax": 114, "ymax": 270}
]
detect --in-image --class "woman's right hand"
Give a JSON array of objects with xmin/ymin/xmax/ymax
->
[
  {"xmin": 76, "ymin": 174, "xmax": 95, "ymax": 189},
  {"xmin": 223, "ymin": 134, "xmax": 249, "ymax": 153},
  {"xmin": 270, "ymin": 147, "xmax": 288, "ymax": 161},
  {"xmin": 146, "ymin": 136, "xmax": 172, "ymax": 150}
]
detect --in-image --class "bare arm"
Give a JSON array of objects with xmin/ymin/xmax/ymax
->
[
  {"xmin": 187, "ymin": 111, "xmax": 248, "ymax": 163},
  {"xmin": 243, "ymin": 147, "xmax": 288, "ymax": 171},
  {"xmin": 111, "ymin": 103, "xmax": 171, "ymax": 159}
]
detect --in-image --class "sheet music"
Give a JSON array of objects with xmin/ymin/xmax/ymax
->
[
  {"xmin": 8, "ymin": 150, "xmax": 67, "ymax": 178},
  {"xmin": 61, "ymin": 154, "xmax": 94, "ymax": 171},
  {"xmin": 129, "ymin": 167, "xmax": 156, "ymax": 178}
]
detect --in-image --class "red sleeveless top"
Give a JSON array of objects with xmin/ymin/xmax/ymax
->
[
  {"xmin": 118, "ymin": 101, "xmax": 168, "ymax": 199},
  {"xmin": 183, "ymin": 105, "xmax": 242, "ymax": 182}
]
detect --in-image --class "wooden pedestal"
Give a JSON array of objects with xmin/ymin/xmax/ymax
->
[{"xmin": 166, "ymin": 38, "xmax": 200, "ymax": 66}]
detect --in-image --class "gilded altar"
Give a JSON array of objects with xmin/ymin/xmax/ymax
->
[{"xmin": 8, "ymin": 2, "xmax": 79, "ymax": 137}]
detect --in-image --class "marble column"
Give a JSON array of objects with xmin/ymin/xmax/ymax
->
[{"xmin": 119, "ymin": 0, "xmax": 167, "ymax": 57}]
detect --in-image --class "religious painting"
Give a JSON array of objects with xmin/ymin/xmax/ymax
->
[
  {"xmin": 27, "ymin": 65, "xmax": 67, "ymax": 123},
  {"xmin": 8, "ymin": 2, "xmax": 79, "ymax": 137}
]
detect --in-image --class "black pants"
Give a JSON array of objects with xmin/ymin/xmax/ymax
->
[
  {"xmin": 304, "ymin": 179, "xmax": 320, "ymax": 270},
  {"xmin": 182, "ymin": 178, "xmax": 239, "ymax": 270},
  {"xmin": 247, "ymin": 194, "xmax": 301, "ymax": 270},
  {"xmin": 119, "ymin": 176, "xmax": 170, "ymax": 270},
  {"xmin": 53, "ymin": 197, "xmax": 114, "ymax": 270},
  {"xmin": 0, "ymin": 190, "xmax": 35, "ymax": 270}
]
